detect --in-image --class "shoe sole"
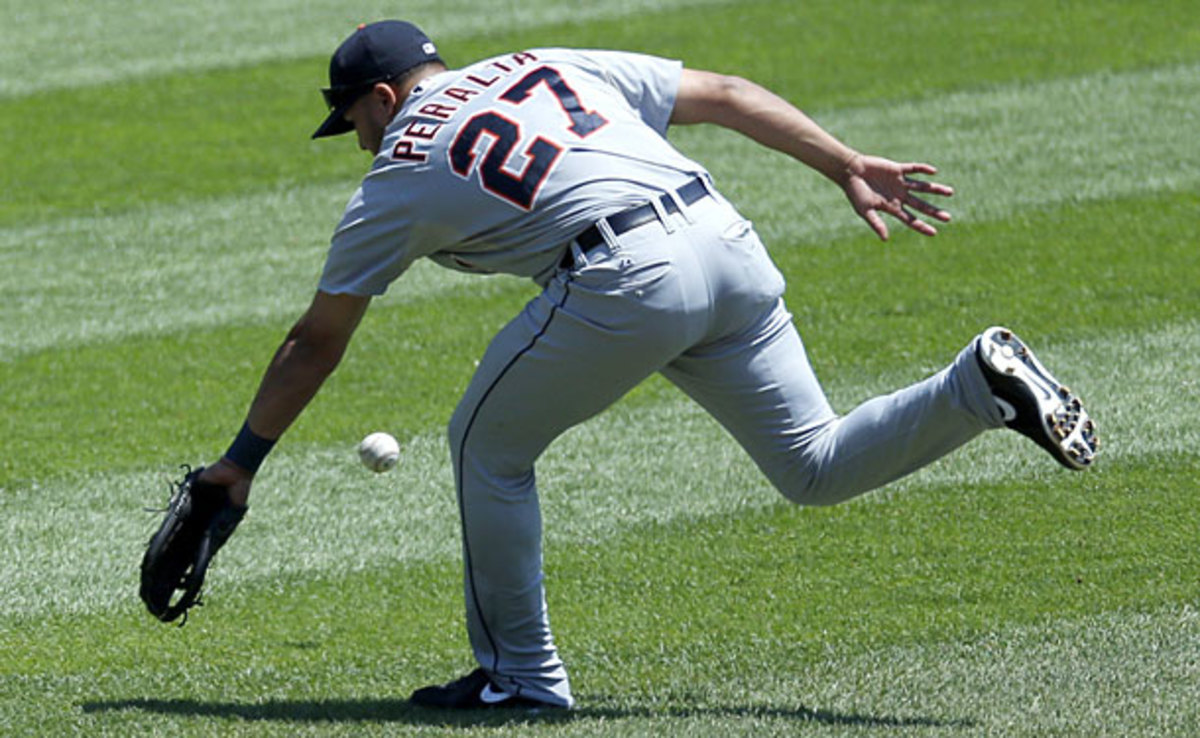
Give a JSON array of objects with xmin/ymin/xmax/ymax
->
[
  {"xmin": 409, "ymin": 668, "xmax": 570, "ymax": 711},
  {"xmin": 979, "ymin": 327, "xmax": 1099, "ymax": 470}
]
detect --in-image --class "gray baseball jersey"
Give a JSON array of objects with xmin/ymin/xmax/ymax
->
[
  {"xmin": 318, "ymin": 49, "xmax": 1004, "ymax": 708},
  {"xmin": 320, "ymin": 49, "xmax": 707, "ymax": 294}
]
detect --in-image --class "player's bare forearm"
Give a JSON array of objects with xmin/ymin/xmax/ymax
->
[
  {"xmin": 206, "ymin": 292, "xmax": 369, "ymax": 500},
  {"xmin": 672, "ymin": 68, "xmax": 953, "ymax": 240},
  {"xmin": 244, "ymin": 290, "xmax": 371, "ymax": 440},
  {"xmin": 671, "ymin": 69, "xmax": 857, "ymax": 184},
  {"xmin": 245, "ymin": 331, "xmax": 342, "ymax": 437}
]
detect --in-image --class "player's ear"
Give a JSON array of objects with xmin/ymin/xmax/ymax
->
[{"xmin": 371, "ymin": 82, "xmax": 400, "ymax": 112}]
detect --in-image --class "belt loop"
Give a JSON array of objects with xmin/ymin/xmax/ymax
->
[
  {"xmin": 650, "ymin": 195, "xmax": 679, "ymax": 232},
  {"xmin": 670, "ymin": 188, "xmax": 696, "ymax": 225},
  {"xmin": 697, "ymin": 174, "xmax": 722, "ymax": 207},
  {"xmin": 596, "ymin": 217, "xmax": 620, "ymax": 251},
  {"xmin": 570, "ymin": 240, "xmax": 588, "ymax": 268}
]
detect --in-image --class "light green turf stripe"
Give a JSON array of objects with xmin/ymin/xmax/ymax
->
[
  {"xmin": 0, "ymin": 183, "xmax": 482, "ymax": 360},
  {"xmin": 2, "ymin": 322, "xmax": 1194, "ymax": 618},
  {"xmin": 0, "ymin": 0, "xmax": 732, "ymax": 97},
  {"xmin": 3, "ymin": 63, "xmax": 1198, "ymax": 361},
  {"xmin": 684, "ymin": 62, "xmax": 1200, "ymax": 244},
  {"xmin": 695, "ymin": 606, "xmax": 1200, "ymax": 737}
]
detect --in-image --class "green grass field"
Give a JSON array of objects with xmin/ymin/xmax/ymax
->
[{"xmin": 3, "ymin": 1, "xmax": 1199, "ymax": 735}]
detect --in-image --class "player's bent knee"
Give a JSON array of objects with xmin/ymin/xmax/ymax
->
[
  {"xmin": 766, "ymin": 448, "xmax": 872, "ymax": 508},
  {"xmin": 774, "ymin": 474, "xmax": 843, "ymax": 507},
  {"xmin": 778, "ymin": 480, "xmax": 859, "ymax": 507}
]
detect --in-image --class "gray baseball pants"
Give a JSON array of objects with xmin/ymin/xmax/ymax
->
[{"xmin": 447, "ymin": 188, "xmax": 1004, "ymax": 707}]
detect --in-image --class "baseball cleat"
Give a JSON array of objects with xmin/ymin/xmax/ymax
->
[
  {"xmin": 975, "ymin": 326, "xmax": 1098, "ymax": 470},
  {"xmin": 409, "ymin": 668, "xmax": 565, "ymax": 711}
]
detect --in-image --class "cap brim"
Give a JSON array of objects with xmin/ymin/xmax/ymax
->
[{"xmin": 312, "ymin": 106, "xmax": 355, "ymax": 139}]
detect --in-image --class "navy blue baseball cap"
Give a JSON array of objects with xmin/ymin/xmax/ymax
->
[{"xmin": 313, "ymin": 20, "xmax": 443, "ymax": 139}]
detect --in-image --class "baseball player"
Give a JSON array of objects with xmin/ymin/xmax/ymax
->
[{"xmin": 196, "ymin": 20, "xmax": 1097, "ymax": 710}]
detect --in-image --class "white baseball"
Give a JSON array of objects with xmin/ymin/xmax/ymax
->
[{"xmin": 358, "ymin": 432, "xmax": 400, "ymax": 473}]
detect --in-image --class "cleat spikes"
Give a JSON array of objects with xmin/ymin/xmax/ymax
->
[{"xmin": 976, "ymin": 326, "xmax": 1098, "ymax": 471}]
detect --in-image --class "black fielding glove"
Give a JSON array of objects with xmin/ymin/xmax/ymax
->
[{"xmin": 139, "ymin": 466, "xmax": 247, "ymax": 624}]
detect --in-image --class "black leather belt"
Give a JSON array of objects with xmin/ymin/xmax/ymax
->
[{"xmin": 562, "ymin": 177, "xmax": 711, "ymax": 268}]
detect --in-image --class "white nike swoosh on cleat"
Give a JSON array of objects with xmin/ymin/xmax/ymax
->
[
  {"xmin": 994, "ymin": 396, "xmax": 1018, "ymax": 422},
  {"xmin": 479, "ymin": 683, "xmax": 511, "ymax": 704},
  {"xmin": 1029, "ymin": 376, "xmax": 1054, "ymax": 401}
]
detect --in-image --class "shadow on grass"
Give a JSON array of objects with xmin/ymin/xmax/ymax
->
[{"xmin": 81, "ymin": 696, "xmax": 975, "ymax": 729}]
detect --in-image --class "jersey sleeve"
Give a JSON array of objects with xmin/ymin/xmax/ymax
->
[
  {"xmin": 557, "ymin": 49, "xmax": 683, "ymax": 136},
  {"xmin": 318, "ymin": 182, "xmax": 423, "ymax": 296}
]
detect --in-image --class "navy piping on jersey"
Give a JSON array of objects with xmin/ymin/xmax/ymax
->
[{"xmin": 455, "ymin": 276, "xmax": 574, "ymax": 675}]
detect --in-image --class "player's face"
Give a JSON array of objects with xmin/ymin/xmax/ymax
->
[{"xmin": 344, "ymin": 84, "xmax": 398, "ymax": 155}]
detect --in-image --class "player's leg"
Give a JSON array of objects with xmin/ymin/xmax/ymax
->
[
  {"xmin": 663, "ymin": 298, "xmax": 1003, "ymax": 505},
  {"xmin": 654, "ymin": 203, "xmax": 1011, "ymax": 504},
  {"xmin": 440, "ymin": 244, "xmax": 703, "ymax": 708}
]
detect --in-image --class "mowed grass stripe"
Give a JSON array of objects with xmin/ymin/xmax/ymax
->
[
  {"xmin": 2, "ymin": 463, "xmax": 1195, "ymax": 736},
  {"xmin": 0, "ymin": 0, "xmax": 734, "ymax": 97},
  {"xmin": 634, "ymin": 606, "xmax": 1200, "ymax": 737},
  {"xmin": 3, "ymin": 321, "xmax": 1194, "ymax": 619},
  {"xmin": 0, "ymin": 183, "xmax": 481, "ymax": 358},
  {"xmin": 6, "ymin": 0, "xmax": 1197, "ymax": 227},
  {"xmin": 3, "ymin": 62, "xmax": 1198, "ymax": 359},
  {"xmin": 712, "ymin": 62, "xmax": 1200, "ymax": 243},
  {"xmin": 1, "ymin": 187, "xmax": 1194, "ymax": 483}
]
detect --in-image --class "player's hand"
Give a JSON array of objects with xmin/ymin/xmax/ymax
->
[
  {"xmin": 841, "ymin": 154, "xmax": 954, "ymax": 240},
  {"xmin": 199, "ymin": 458, "xmax": 254, "ymax": 506}
]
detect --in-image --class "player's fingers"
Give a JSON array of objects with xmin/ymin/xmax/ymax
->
[
  {"xmin": 903, "ymin": 175, "xmax": 955, "ymax": 198},
  {"xmin": 905, "ymin": 194, "xmax": 952, "ymax": 222},
  {"xmin": 902, "ymin": 162, "xmax": 938, "ymax": 176},
  {"xmin": 905, "ymin": 214, "xmax": 939, "ymax": 237},
  {"xmin": 881, "ymin": 197, "xmax": 910, "ymax": 222},
  {"xmin": 896, "ymin": 205, "xmax": 939, "ymax": 236},
  {"xmin": 862, "ymin": 208, "xmax": 890, "ymax": 241},
  {"xmin": 882, "ymin": 198, "xmax": 939, "ymax": 237}
]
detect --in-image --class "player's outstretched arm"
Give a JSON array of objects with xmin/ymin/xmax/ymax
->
[
  {"xmin": 199, "ymin": 290, "xmax": 372, "ymax": 503},
  {"xmin": 671, "ymin": 69, "xmax": 953, "ymax": 240}
]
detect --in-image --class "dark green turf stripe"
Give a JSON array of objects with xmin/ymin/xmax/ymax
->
[
  {"xmin": 2, "ymin": 0, "xmax": 1197, "ymax": 227},
  {"xmin": 1, "ymin": 190, "xmax": 1196, "ymax": 486},
  {"xmin": 3, "ymin": 460, "xmax": 1194, "ymax": 699}
]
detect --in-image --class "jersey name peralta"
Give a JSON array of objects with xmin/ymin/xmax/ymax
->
[{"xmin": 319, "ymin": 49, "xmax": 708, "ymax": 296}]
